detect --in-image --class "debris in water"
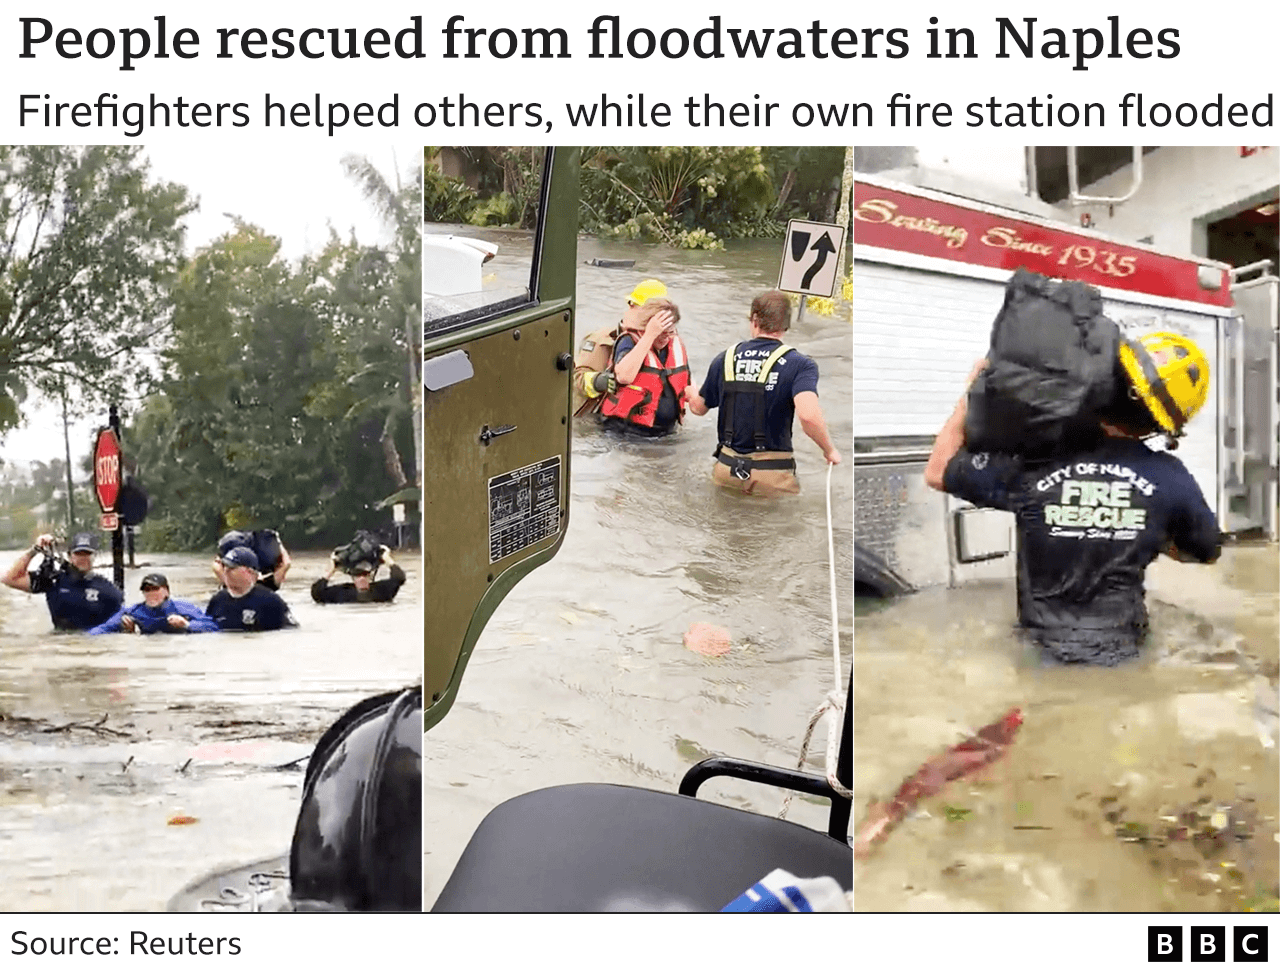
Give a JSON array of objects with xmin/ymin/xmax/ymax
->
[
  {"xmin": 168, "ymin": 814, "xmax": 198, "ymax": 826},
  {"xmin": 684, "ymin": 623, "xmax": 732, "ymax": 657},
  {"xmin": 854, "ymin": 707, "xmax": 1024, "ymax": 859}
]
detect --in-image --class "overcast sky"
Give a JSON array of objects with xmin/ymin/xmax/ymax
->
[{"xmin": 1, "ymin": 140, "xmax": 421, "ymax": 470}]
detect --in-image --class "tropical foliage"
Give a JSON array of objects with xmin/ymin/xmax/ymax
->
[{"xmin": 423, "ymin": 146, "xmax": 845, "ymax": 250}]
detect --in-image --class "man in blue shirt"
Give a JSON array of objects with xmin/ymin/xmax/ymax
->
[
  {"xmin": 206, "ymin": 546, "xmax": 298, "ymax": 632},
  {"xmin": 2, "ymin": 532, "xmax": 123, "ymax": 631},
  {"xmin": 688, "ymin": 290, "xmax": 841, "ymax": 496},
  {"xmin": 89, "ymin": 572, "xmax": 218, "ymax": 635},
  {"xmin": 924, "ymin": 333, "xmax": 1221, "ymax": 665}
]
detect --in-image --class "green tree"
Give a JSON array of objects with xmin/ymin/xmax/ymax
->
[
  {"xmin": 0, "ymin": 145, "xmax": 194, "ymax": 431},
  {"xmin": 340, "ymin": 154, "xmax": 423, "ymax": 497},
  {"xmin": 127, "ymin": 222, "xmax": 417, "ymax": 551},
  {"xmin": 762, "ymin": 147, "xmax": 845, "ymax": 224}
]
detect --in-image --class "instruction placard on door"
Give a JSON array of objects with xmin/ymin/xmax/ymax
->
[
  {"xmin": 777, "ymin": 219, "xmax": 847, "ymax": 298},
  {"xmin": 488, "ymin": 455, "xmax": 562, "ymax": 563}
]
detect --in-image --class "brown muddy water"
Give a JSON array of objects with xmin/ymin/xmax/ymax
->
[
  {"xmin": 420, "ymin": 234, "xmax": 853, "ymax": 906},
  {"xmin": 0, "ymin": 550, "xmax": 420, "ymax": 912},
  {"xmin": 854, "ymin": 544, "xmax": 1279, "ymax": 912}
]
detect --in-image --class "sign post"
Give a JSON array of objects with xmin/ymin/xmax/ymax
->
[{"xmin": 93, "ymin": 408, "xmax": 125, "ymax": 589}]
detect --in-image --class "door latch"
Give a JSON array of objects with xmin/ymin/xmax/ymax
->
[{"xmin": 479, "ymin": 424, "xmax": 517, "ymax": 445}]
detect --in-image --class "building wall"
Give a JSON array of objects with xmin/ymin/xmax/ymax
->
[
  {"xmin": 868, "ymin": 145, "xmax": 1059, "ymax": 219},
  {"xmin": 1047, "ymin": 146, "xmax": 1279, "ymax": 256},
  {"xmin": 913, "ymin": 145, "xmax": 1031, "ymax": 197}
]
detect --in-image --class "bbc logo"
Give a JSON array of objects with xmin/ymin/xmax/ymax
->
[{"xmin": 1148, "ymin": 926, "xmax": 1268, "ymax": 962}]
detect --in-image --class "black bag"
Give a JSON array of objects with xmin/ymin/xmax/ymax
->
[
  {"xmin": 33, "ymin": 546, "xmax": 68, "ymax": 588},
  {"xmin": 251, "ymin": 529, "xmax": 283, "ymax": 571},
  {"xmin": 332, "ymin": 530, "xmax": 384, "ymax": 573},
  {"xmin": 965, "ymin": 269, "xmax": 1121, "ymax": 460},
  {"xmin": 217, "ymin": 530, "xmax": 253, "ymax": 558},
  {"xmin": 218, "ymin": 528, "xmax": 283, "ymax": 570}
]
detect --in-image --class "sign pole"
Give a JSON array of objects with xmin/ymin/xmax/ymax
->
[{"xmin": 109, "ymin": 405, "xmax": 124, "ymax": 590}]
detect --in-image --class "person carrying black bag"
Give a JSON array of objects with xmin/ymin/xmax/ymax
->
[
  {"xmin": 925, "ymin": 312, "xmax": 1221, "ymax": 666},
  {"xmin": 314, "ymin": 540, "xmax": 404, "ymax": 601}
]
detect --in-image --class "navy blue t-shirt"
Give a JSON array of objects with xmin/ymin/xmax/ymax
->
[
  {"xmin": 698, "ymin": 338, "xmax": 819, "ymax": 453},
  {"xmin": 207, "ymin": 584, "xmax": 298, "ymax": 631},
  {"xmin": 944, "ymin": 437, "xmax": 1220, "ymax": 650},
  {"xmin": 29, "ymin": 568, "xmax": 123, "ymax": 631},
  {"xmin": 608, "ymin": 334, "xmax": 681, "ymax": 435}
]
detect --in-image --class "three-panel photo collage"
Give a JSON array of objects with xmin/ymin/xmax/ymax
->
[{"xmin": 1, "ymin": 145, "xmax": 1276, "ymax": 915}]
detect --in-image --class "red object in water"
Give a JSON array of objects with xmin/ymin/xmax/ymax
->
[
  {"xmin": 855, "ymin": 707, "xmax": 1024, "ymax": 859},
  {"xmin": 684, "ymin": 623, "xmax": 732, "ymax": 657}
]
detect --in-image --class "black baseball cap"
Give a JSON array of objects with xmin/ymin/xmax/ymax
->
[
  {"xmin": 70, "ymin": 533, "xmax": 97, "ymax": 553},
  {"xmin": 140, "ymin": 573, "xmax": 169, "ymax": 591}
]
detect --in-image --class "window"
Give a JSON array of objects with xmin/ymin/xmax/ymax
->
[{"xmin": 423, "ymin": 147, "xmax": 548, "ymax": 336}]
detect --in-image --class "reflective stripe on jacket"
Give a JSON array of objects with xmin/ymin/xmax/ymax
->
[{"xmin": 719, "ymin": 341, "xmax": 792, "ymax": 451}]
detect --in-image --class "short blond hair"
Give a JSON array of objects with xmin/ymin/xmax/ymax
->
[{"xmin": 632, "ymin": 296, "xmax": 680, "ymax": 328}]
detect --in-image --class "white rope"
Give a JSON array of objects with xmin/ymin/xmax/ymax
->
[
  {"xmin": 826, "ymin": 462, "xmax": 841, "ymax": 691},
  {"xmin": 779, "ymin": 462, "xmax": 852, "ymax": 820}
]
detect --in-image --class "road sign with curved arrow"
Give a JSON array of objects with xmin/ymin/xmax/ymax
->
[{"xmin": 777, "ymin": 219, "xmax": 847, "ymax": 298}]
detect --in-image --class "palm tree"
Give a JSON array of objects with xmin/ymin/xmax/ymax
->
[{"xmin": 341, "ymin": 154, "xmax": 423, "ymax": 544}]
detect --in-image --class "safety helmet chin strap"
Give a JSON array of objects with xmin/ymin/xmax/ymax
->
[{"xmin": 1124, "ymin": 338, "xmax": 1188, "ymax": 437}]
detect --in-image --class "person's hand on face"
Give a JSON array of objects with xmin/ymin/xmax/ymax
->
[{"xmin": 645, "ymin": 310, "xmax": 675, "ymax": 346}]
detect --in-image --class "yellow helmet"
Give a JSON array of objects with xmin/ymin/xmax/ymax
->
[
  {"xmin": 627, "ymin": 279, "xmax": 667, "ymax": 306},
  {"xmin": 1118, "ymin": 331, "xmax": 1210, "ymax": 436}
]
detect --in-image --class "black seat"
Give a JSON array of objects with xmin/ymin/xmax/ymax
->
[{"xmin": 431, "ymin": 782, "xmax": 851, "ymax": 912}]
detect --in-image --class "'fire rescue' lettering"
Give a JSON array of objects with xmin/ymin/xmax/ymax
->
[{"xmin": 1042, "ymin": 478, "xmax": 1148, "ymax": 532}]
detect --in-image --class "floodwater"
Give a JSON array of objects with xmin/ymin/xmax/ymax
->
[
  {"xmin": 0, "ymin": 550, "xmax": 420, "ymax": 912},
  {"xmin": 420, "ymin": 234, "xmax": 853, "ymax": 906},
  {"xmin": 854, "ymin": 544, "xmax": 1279, "ymax": 912}
]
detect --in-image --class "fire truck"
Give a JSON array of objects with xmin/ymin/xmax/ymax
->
[{"xmin": 853, "ymin": 173, "xmax": 1278, "ymax": 594}]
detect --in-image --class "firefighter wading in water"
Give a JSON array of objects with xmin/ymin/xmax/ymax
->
[
  {"xmin": 687, "ymin": 290, "xmax": 841, "ymax": 497},
  {"xmin": 924, "ymin": 332, "xmax": 1222, "ymax": 665},
  {"xmin": 572, "ymin": 279, "xmax": 690, "ymax": 437}
]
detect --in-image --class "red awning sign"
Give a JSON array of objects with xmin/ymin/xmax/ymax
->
[
  {"xmin": 93, "ymin": 428, "xmax": 122, "ymax": 514},
  {"xmin": 854, "ymin": 182, "xmax": 1233, "ymax": 308}
]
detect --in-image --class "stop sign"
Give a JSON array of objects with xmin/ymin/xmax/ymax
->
[{"xmin": 93, "ymin": 428, "xmax": 122, "ymax": 513}]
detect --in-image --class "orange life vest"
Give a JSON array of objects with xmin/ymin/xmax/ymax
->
[{"xmin": 600, "ymin": 335, "xmax": 691, "ymax": 428}]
